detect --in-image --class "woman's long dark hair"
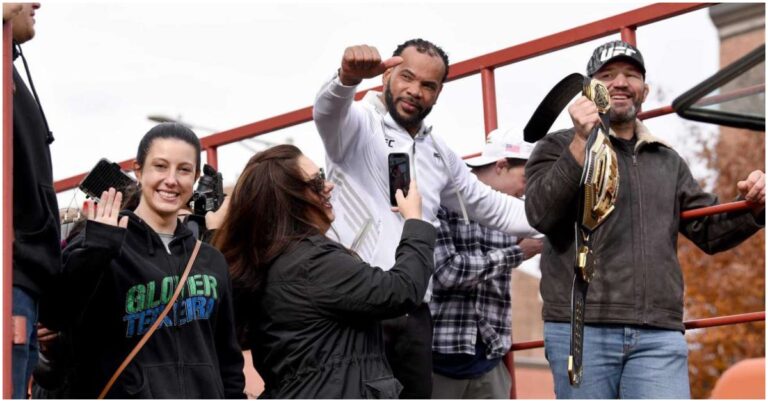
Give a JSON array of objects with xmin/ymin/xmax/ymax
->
[{"xmin": 212, "ymin": 145, "xmax": 331, "ymax": 340}]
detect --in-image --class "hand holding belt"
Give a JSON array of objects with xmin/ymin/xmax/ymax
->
[{"xmin": 524, "ymin": 73, "xmax": 620, "ymax": 386}]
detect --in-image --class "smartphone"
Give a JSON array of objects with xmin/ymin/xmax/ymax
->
[
  {"xmin": 78, "ymin": 158, "xmax": 136, "ymax": 201},
  {"xmin": 388, "ymin": 153, "xmax": 410, "ymax": 207}
]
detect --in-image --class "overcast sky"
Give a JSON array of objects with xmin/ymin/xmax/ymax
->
[
  {"xmin": 12, "ymin": 1, "xmax": 719, "ymax": 194},
  {"xmin": 5, "ymin": 1, "xmax": 726, "ymax": 275}
]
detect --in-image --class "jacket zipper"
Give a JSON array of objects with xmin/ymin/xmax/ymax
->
[
  {"xmin": 411, "ymin": 140, "xmax": 417, "ymax": 182},
  {"xmin": 633, "ymin": 142, "xmax": 648, "ymax": 325},
  {"xmin": 166, "ymin": 237, "xmax": 186, "ymax": 392}
]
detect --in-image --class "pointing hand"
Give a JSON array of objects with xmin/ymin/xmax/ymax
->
[{"xmin": 339, "ymin": 44, "xmax": 403, "ymax": 86}]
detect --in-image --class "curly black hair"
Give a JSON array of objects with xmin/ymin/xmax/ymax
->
[{"xmin": 392, "ymin": 38, "xmax": 449, "ymax": 83}]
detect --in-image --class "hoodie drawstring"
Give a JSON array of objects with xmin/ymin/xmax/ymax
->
[
  {"xmin": 13, "ymin": 40, "xmax": 54, "ymax": 144},
  {"xmin": 428, "ymin": 132, "xmax": 470, "ymax": 224}
]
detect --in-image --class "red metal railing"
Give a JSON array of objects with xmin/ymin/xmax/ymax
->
[
  {"xmin": 52, "ymin": 2, "xmax": 713, "ymax": 194},
  {"xmin": 8, "ymin": 2, "xmax": 761, "ymax": 400},
  {"xmin": 3, "ymin": 21, "xmax": 13, "ymax": 398},
  {"xmin": 681, "ymin": 200, "xmax": 755, "ymax": 220}
]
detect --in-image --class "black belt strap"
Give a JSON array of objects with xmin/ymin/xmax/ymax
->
[
  {"xmin": 569, "ymin": 227, "xmax": 595, "ymax": 386},
  {"xmin": 569, "ymin": 260, "xmax": 589, "ymax": 386},
  {"xmin": 523, "ymin": 73, "xmax": 588, "ymax": 142},
  {"xmin": 524, "ymin": 72, "xmax": 618, "ymax": 387}
]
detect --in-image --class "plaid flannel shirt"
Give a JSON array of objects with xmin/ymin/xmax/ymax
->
[{"xmin": 430, "ymin": 207, "xmax": 524, "ymax": 359}]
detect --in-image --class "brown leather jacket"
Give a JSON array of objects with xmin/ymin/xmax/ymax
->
[{"xmin": 524, "ymin": 122, "xmax": 763, "ymax": 330}]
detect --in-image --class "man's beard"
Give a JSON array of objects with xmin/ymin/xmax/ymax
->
[
  {"xmin": 609, "ymin": 98, "xmax": 642, "ymax": 124},
  {"xmin": 384, "ymin": 85, "xmax": 433, "ymax": 131}
]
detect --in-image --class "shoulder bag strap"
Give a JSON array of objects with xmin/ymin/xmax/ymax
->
[{"xmin": 98, "ymin": 240, "xmax": 203, "ymax": 399}]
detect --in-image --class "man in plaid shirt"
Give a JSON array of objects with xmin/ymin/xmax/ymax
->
[{"xmin": 430, "ymin": 128, "xmax": 543, "ymax": 399}]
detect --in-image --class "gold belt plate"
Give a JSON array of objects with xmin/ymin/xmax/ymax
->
[
  {"xmin": 584, "ymin": 79, "xmax": 611, "ymax": 114},
  {"xmin": 581, "ymin": 130, "xmax": 620, "ymax": 231}
]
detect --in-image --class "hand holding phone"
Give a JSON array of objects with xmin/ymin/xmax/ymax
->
[{"xmin": 393, "ymin": 179, "xmax": 422, "ymax": 221}]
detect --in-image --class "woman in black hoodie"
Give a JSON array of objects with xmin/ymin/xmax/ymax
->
[
  {"xmin": 61, "ymin": 123, "xmax": 245, "ymax": 398},
  {"xmin": 213, "ymin": 145, "xmax": 435, "ymax": 398}
]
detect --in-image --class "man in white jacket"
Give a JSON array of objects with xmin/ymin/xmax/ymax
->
[{"xmin": 313, "ymin": 38, "xmax": 537, "ymax": 398}]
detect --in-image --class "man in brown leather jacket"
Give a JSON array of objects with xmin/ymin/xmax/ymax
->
[{"xmin": 524, "ymin": 40, "xmax": 765, "ymax": 399}]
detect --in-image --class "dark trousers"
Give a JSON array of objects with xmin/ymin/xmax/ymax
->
[{"xmin": 381, "ymin": 303, "xmax": 433, "ymax": 399}]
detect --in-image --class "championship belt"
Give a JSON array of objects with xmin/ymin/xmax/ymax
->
[{"xmin": 524, "ymin": 74, "xmax": 620, "ymax": 386}]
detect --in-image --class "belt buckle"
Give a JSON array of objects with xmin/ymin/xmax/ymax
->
[
  {"xmin": 576, "ymin": 245, "xmax": 594, "ymax": 282},
  {"xmin": 584, "ymin": 78, "xmax": 611, "ymax": 114}
]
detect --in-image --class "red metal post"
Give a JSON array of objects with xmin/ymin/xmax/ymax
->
[
  {"xmin": 620, "ymin": 26, "xmax": 637, "ymax": 45},
  {"xmin": 480, "ymin": 68, "xmax": 498, "ymax": 136},
  {"xmin": 480, "ymin": 67, "xmax": 513, "ymax": 394},
  {"xmin": 206, "ymin": 147, "xmax": 218, "ymax": 171},
  {"xmin": 3, "ymin": 21, "xmax": 14, "ymax": 400},
  {"xmin": 482, "ymin": 64, "xmax": 514, "ymax": 397}
]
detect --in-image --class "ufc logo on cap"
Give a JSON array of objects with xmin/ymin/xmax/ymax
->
[{"xmin": 599, "ymin": 44, "xmax": 637, "ymax": 62}]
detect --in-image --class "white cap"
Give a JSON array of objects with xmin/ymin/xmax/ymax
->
[{"xmin": 465, "ymin": 128, "xmax": 534, "ymax": 168}]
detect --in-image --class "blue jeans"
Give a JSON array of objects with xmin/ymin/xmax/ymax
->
[
  {"xmin": 12, "ymin": 286, "xmax": 39, "ymax": 399},
  {"xmin": 543, "ymin": 322, "xmax": 690, "ymax": 399}
]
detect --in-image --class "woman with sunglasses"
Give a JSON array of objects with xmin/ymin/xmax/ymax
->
[
  {"xmin": 60, "ymin": 123, "xmax": 245, "ymax": 398},
  {"xmin": 213, "ymin": 144, "xmax": 435, "ymax": 398}
]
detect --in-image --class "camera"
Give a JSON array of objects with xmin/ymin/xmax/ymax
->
[{"xmin": 191, "ymin": 164, "xmax": 225, "ymax": 215}]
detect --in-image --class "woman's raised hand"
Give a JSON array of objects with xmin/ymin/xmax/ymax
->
[{"xmin": 86, "ymin": 187, "xmax": 128, "ymax": 228}]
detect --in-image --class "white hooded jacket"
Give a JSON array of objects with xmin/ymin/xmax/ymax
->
[{"xmin": 313, "ymin": 74, "xmax": 538, "ymax": 281}]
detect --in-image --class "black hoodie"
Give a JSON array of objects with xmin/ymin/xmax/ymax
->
[
  {"xmin": 12, "ymin": 44, "xmax": 61, "ymax": 306},
  {"xmin": 61, "ymin": 210, "xmax": 245, "ymax": 398}
]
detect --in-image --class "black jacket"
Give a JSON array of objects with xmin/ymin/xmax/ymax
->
[
  {"xmin": 249, "ymin": 219, "xmax": 436, "ymax": 399},
  {"xmin": 61, "ymin": 211, "xmax": 245, "ymax": 398},
  {"xmin": 525, "ymin": 124, "xmax": 763, "ymax": 331},
  {"xmin": 12, "ymin": 47, "xmax": 60, "ymax": 302}
]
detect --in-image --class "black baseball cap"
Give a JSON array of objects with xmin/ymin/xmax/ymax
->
[{"xmin": 586, "ymin": 40, "xmax": 646, "ymax": 78}]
